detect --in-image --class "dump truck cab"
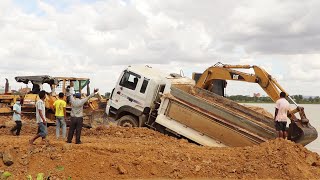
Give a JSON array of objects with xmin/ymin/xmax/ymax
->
[
  {"xmin": 107, "ymin": 65, "xmax": 168, "ymax": 127},
  {"xmin": 106, "ymin": 65, "xmax": 194, "ymax": 127}
]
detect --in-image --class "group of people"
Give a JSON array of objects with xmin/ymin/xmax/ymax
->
[
  {"xmin": 10, "ymin": 82, "xmax": 99, "ymax": 145},
  {"xmin": 10, "ymin": 90, "xmax": 290, "ymax": 143}
]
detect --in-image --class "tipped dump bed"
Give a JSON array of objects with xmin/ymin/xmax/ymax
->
[{"xmin": 163, "ymin": 84, "xmax": 316, "ymax": 147}]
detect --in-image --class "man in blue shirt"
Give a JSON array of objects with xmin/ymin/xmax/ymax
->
[{"xmin": 10, "ymin": 97, "xmax": 22, "ymax": 136}]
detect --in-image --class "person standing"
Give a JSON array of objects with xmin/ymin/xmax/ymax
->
[
  {"xmin": 69, "ymin": 81, "xmax": 75, "ymax": 96},
  {"xmin": 29, "ymin": 90, "xmax": 48, "ymax": 145},
  {"xmin": 67, "ymin": 88, "xmax": 98, "ymax": 144},
  {"xmin": 66, "ymin": 81, "xmax": 75, "ymax": 104},
  {"xmin": 10, "ymin": 98, "xmax": 22, "ymax": 136},
  {"xmin": 274, "ymin": 92, "xmax": 290, "ymax": 139},
  {"xmin": 53, "ymin": 92, "xmax": 67, "ymax": 140}
]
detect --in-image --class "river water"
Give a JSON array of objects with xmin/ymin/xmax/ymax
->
[{"xmin": 243, "ymin": 103, "xmax": 320, "ymax": 154}]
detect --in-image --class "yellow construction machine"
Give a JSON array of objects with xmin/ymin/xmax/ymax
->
[
  {"xmin": 12, "ymin": 75, "xmax": 107, "ymax": 127},
  {"xmin": 193, "ymin": 62, "xmax": 317, "ymax": 145},
  {"xmin": 0, "ymin": 78, "xmax": 21, "ymax": 114}
]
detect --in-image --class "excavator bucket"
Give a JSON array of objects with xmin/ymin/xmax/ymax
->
[{"xmin": 288, "ymin": 121, "xmax": 318, "ymax": 146}]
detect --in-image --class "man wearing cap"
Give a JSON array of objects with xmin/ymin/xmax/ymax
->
[{"xmin": 67, "ymin": 88, "xmax": 98, "ymax": 144}]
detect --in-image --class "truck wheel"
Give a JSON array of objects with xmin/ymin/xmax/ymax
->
[{"xmin": 118, "ymin": 115, "xmax": 138, "ymax": 127}]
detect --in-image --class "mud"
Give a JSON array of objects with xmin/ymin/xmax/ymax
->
[{"xmin": 1, "ymin": 117, "xmax": 320, "ymax": 179}]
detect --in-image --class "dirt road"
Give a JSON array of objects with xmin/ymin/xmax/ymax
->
[{"xmin": 1, "ymin": 118, "xmax": 320, "ymax": 179}]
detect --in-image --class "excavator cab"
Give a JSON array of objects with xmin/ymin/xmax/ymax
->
[{"xmin": 192, "ymin": 73, "xmax": 227, "ymax": 97}]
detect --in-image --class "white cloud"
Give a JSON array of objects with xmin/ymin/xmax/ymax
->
[
  {"xmin": 286, "ymin": 56, "xmax": 320, "ymax": 82},
  {"xmin": 0, "ymin": 0, "xmax": 319, "ymax": 96},
  {"xmin": 37, "ymin": 0, "xmax": 56, "ymax": 15}
]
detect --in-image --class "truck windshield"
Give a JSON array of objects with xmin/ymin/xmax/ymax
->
[{"xmin": 119, "ymin": 71, "xmax": 140, "ymax": 90}]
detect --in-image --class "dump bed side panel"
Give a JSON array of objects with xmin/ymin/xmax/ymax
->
[
  {"xmin": 159, "ymin": 85, "xmax": 278, "ymax": 147},
  {"xmin": 166, "ymin": 101, "xmax": 258, "ymax": 146}
]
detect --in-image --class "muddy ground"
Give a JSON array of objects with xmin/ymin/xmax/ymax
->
[{"xmin": 1, "ymin": 117, "xmax": 320, "ymax": 179}]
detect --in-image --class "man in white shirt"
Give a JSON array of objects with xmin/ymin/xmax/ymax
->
[
  {"xmin": 29, "ymin": 90, "xmax": 48, "ymax": 145},
  {"xmin": 274, "ymin": 92, "xmax": 290, "ymax": 139},
  {"xmin": 10, "ymin": 98, "xmax": 22, "ymax": 136},
  {"xmin": 66, "ymin": 81, "xmax": 75, "ymax": 104}
]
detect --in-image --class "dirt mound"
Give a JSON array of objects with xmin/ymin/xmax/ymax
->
[
  {"xmin": 83, "ymin": 126, "xmax": 173, "ymax": 140},
  {"xmin": 0, "ymin": 117, "xmax": 56, "ymax": 136},
  {"xmin": 243, "ymin": 104, "xmax": 274, "ymax": 119},
  {"xmin": 1, "ymin": 124, "xmax": 320, "ymax": 179},
  {"xmin": 0, "ymin": 116, "xmax": 12, "ymax": 126}
]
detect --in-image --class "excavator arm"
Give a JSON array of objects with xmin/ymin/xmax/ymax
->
[
  {"xmin": 196, "ymin": 64, "xmax": 284, "ymax": 101},
  {"xmin": 195, "ymin": 62, "xmax": 317, "ymax": 145}
]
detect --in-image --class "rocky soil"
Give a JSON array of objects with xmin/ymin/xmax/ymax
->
[{"xmin": 1, "ymin": 117, "xmax": 320, "ymax": 179}]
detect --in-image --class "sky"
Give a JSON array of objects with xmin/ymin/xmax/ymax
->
[{"xmin": 0, "ymin": 0, "xmax": 320, "ymax": 96}]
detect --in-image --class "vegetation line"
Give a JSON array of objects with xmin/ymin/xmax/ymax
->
[{"xmin": 227, "ymin": 95, "xmax": 320, "ymax": 104}]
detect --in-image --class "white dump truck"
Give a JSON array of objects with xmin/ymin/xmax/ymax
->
[{"xmin": 106, "ymin": 65, "xmax": 317, "ymax": 147}]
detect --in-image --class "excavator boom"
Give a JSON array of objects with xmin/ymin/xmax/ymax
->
[
  {"xmin": 195, "ymin": 62, "xmax": 317, "ymax": 145},
  {"xmin": 196, "ymin": 64, "xmax": 286, "ymax": 102}
]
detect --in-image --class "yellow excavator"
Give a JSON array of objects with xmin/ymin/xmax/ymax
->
[{"xmin": 193, "ymin": 62, "xmax": 317, "ymax": 145}]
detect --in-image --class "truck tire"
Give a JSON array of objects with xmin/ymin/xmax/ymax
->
[{"xmin": 118, "ymin": 115, "xmax": 138, "ymax": 127}]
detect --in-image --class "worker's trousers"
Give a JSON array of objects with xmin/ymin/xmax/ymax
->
[
  {"xmin": 11, "ymin": 121, "xmax": 22, "ymax": 135},
  {"xmin": 67, "ymin": 117, "xmax": 83, "ymax": 144},
  {"xmin": 56, "ymin": 116, "xmax": 66, "ymax": 139}
]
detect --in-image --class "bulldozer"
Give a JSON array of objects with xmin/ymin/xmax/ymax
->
[
  {"xmin": 192, "ymin": 62, "xmax": 317, "ymax": 145},
  {"xmin": 0, "ymin": 75, "xmax": 107, "ymax": 127},
  {"xmin": 0, "ymin": 78, "xmax": 20, "ymax": 114}
]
